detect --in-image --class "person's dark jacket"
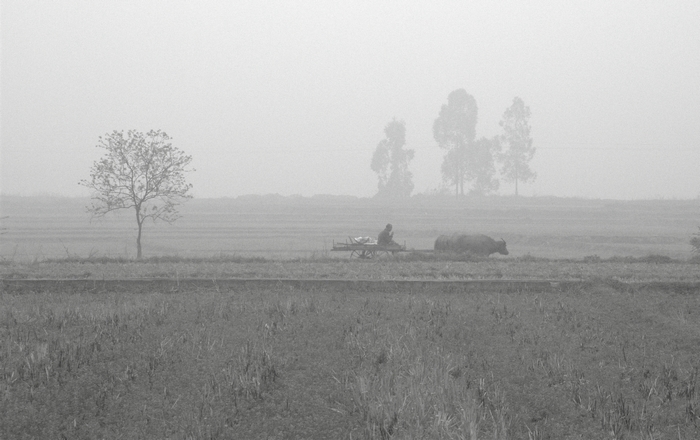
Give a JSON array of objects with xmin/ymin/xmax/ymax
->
[{"xmin": 378, "ymin": 226, "xmax": 393, "ymax": 245}]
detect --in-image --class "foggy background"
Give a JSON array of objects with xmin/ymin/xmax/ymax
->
[{"xmin": 2, "ymin": 0, "xmax": 699, "ymax": 200}]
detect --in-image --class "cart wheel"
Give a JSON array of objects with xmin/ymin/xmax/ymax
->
[
  {"xmin": 351, "ymin": 250, "xmax": 370, "ymax": 259},
  {"xmin": 355, "ymin": 250, "xmax": 373, "ymax": 259}
]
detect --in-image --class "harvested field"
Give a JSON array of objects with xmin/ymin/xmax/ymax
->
[
  {"xmin": 2, "ymin": 256, "xmax": 699, "ymax": 283},
  {"xmin": 2, "ymin": 195, "xmax": 699, "ymax": 438},
  {"xmin": 1, "ymin": 275, "xmax": 699, "ymax": 439}
]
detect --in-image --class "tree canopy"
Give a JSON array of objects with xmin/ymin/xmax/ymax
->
[
  {"xmin": 371, "ymin": 119, "xmax": 415, "ymax": 198},
  {"xmin": 79, "ymin": 129, "xmax": 194, "ymax": 258},
  {"xmin": 467, "ymin": 136, "xmax": 501, "ymax": 195},
  {"xmin": 433, "ymin": 89, "xmax": 478, "ymax": 196},
  {"xmin": 434, "ymin": 89, "xmax": 502, "ymax": 197},
  {"xmin": 499, "ymin": 97, "xmax": 536, "ymax": 195}
]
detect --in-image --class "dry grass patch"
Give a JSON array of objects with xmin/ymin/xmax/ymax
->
[{"xmin": 1, "ymin": 281, "xmax": 699, "ymax": 439}]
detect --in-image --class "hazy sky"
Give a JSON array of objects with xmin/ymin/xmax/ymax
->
[{"xmin": 2, "ymin": 1, "xmax": 699, "ymax": 199}]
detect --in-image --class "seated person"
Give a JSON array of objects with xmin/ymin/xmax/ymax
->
[{"xmin": 378, "ymin": 223, "xmax": 395, "ymax": 246}]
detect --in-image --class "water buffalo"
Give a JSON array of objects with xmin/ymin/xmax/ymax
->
[
  {"xmin": 434, "ymin": 233, "xmax": 508, "ymax": 256},
  {"xmin": 434, "ymin": 234, "xmax": 451, "ymax": 252}
]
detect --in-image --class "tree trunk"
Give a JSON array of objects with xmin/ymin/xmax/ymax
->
[
  {"xmin": 136, "ymin": 223, "xmax": 143, "ymax": 259},
  {"xmin": 135, "ymin": 206, "xmax": 143, "ymax": 259}
]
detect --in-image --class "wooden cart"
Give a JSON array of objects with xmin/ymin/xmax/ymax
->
[{"xmin": 331, "ymin": 237, "xmax": 406, "ymax": 259}]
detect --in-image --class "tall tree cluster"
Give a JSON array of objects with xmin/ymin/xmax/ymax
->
[
  {"xmin": 432, "ymin": 89, "xmax": 479, "ymax": 196},
  {"xmin": 432, "ymin": 89, "xmax": 535, "ymax": 197},
  {"xmin": 499, "ymin": 97, "xmax": 536, "ymax": 196},
  {"xmin": 371, "ymin": 119, "xmax": 415, "ymax": 198},
  {"xmin": 369, "ymin": 90, "xmax": 536, "ymax": 198},
  {"xmin": 433, "ymin": 89, "xmax": 502, "ymax": 196}
]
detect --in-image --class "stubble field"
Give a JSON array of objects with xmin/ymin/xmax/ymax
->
[
  {"xmin": 1, "ymin": 275, "xmax": 699, "ymax": 439},
  {"xmin": 1, "ymin": 195, "xmax": 699, "ymax": 439}
]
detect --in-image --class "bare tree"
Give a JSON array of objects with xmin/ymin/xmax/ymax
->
[
  {"xmin": 499, "ymin": 97, "xmax": 536, "ymax": 196},
  {"xmin": 371, "ymin": 119, "xmax": 415, "ymax": 198},
  {"xmin": 79, "ymin": 130, "xmax": 194, "ymax": 258},
  {"xmin": 433, "ymin": 89, "xmax": 478, "ymax": 197}
]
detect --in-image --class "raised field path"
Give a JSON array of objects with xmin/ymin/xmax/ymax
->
[{"xmin": 2, "ymin": 278, "xmax": 699, "ymax": 294}]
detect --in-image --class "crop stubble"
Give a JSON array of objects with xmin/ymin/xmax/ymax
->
[{"xmin": 1, "ymin": 272, "xmax": 699, "ymax": 439}]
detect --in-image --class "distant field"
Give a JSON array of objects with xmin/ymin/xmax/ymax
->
[{"xmin": 1, "ymin": 195, "xmax": 698, "ymax": 260}]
